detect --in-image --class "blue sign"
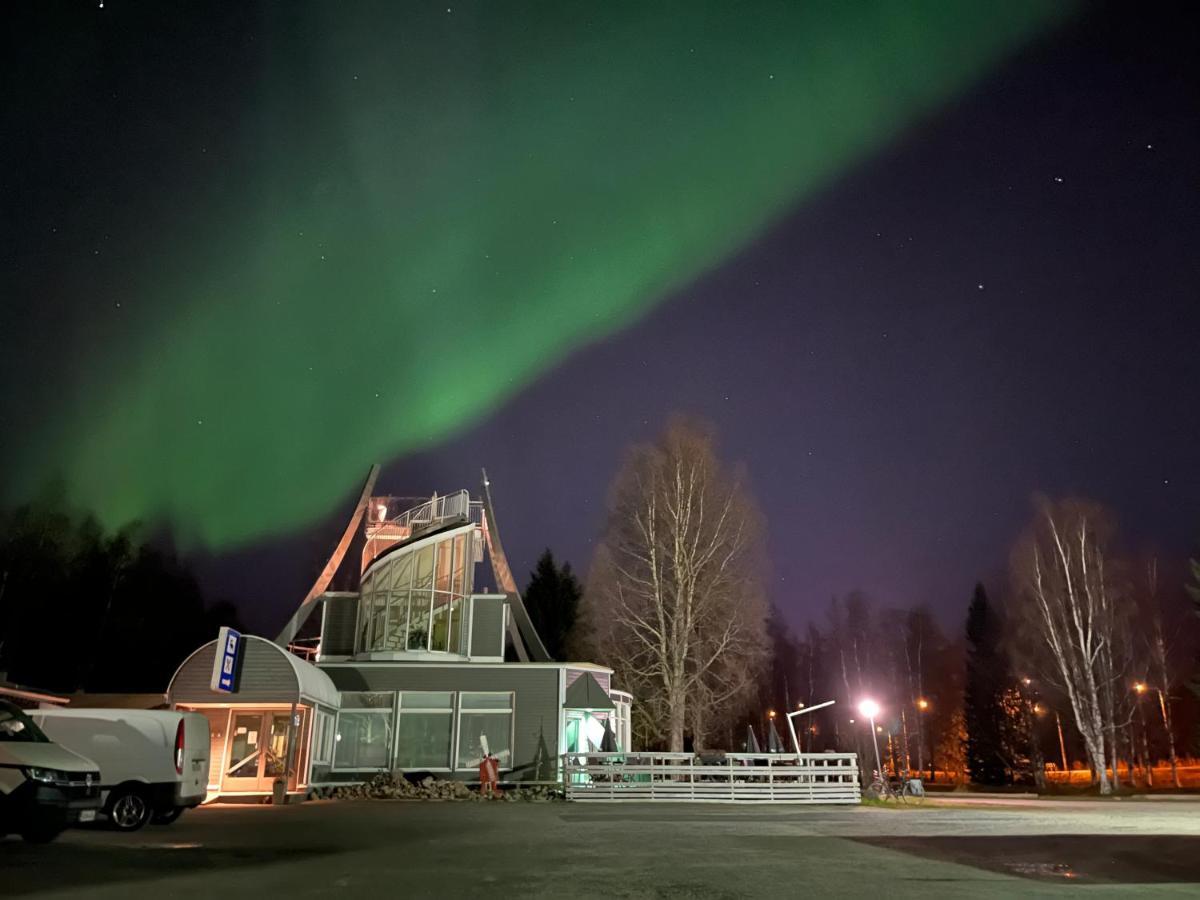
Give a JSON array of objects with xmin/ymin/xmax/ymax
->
[{"xmin": 209, "ymin": 626, "xmax": 242, "ymax": 693}]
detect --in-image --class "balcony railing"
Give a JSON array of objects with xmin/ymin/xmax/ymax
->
[{"xmin": 362, "ymin": 490, "xmax": 482, "ymax": 570}]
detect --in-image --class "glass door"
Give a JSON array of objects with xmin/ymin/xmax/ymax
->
[
  {"xmin": 222, "ymin": 710, "xmax": 303, "ymax": 793},
  {"xmin": 223, "ymin": 713, "xmax": 266, "ymax": 792},
  {"xmin": 262, "ymin": 713, "xmax": 291, "ymax": 782}
]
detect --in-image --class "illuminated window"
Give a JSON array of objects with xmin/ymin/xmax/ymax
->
[{"xmin": 356, "ymin": 526, "xmax": 475, "ymax": 655}]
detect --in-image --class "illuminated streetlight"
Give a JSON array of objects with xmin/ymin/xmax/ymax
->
[
  {"xmin": 916, "ymin": 698, "xmax": 929, "ymax": 711},
  {"xmin": 858, "ymin": 699, "xmax": 884, "ymax": 781},
  {"xmin": 1021, "ymin": 677, "xmax": 1032, "ymax": 687},
  {"xmin": 768, "ymin": 709, "xmax": 777, "ymax": 719},
  {"xmin": 1133, "ymin": 682, "xmax": 1147, "ymax": 695}
]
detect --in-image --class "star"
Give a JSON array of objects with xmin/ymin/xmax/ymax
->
[
  {"xmin": 977, "ymin": 283, "xmax": 984, "ymax": 290},
  {"xmin": 1054, "ymin": 176, "xmax": 1064, "ymax": 183}
]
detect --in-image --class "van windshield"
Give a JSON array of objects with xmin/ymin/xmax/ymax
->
[{"xmin": 0, "ymin": 701, "xmax": 50, "ymax": 743}]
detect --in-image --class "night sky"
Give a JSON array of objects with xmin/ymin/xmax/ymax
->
[{"xmin": 3, "ymin": 2, "xmax": 1198, "ymax": 635}]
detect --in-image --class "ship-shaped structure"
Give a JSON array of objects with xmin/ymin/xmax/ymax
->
[{"xmin": 167, "ymin": 469, "xmax": 632, "ymax": 800}]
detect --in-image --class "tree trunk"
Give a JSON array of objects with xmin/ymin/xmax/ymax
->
[
  {"xmin": 668, "ymin": 689, "xmax": 686, "ymax": 753},
  {"xmin": 1158, "ymin": 690, "xmax": 1180, "ymax": 788}
]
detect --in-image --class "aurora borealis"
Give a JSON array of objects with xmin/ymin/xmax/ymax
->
[{"xmin": 2, "ymin": 2, "xmax": 1071, "ymax": 548}]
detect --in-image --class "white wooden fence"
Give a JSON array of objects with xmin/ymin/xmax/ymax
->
[{"xmin": 562, "ymin": 752, "xmax": 861, "ymax": 803}]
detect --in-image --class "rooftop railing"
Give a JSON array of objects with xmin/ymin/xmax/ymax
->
[{"xmin": 367, "ymin": 490, "xmax": 481, "ymax": 536}]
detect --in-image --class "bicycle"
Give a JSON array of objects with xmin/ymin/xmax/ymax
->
[{"xmin": 867, "ymin": 771, "xmax": 925, "ymax": 804}]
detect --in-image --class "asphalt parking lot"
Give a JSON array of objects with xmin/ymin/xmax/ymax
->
[{"xmin": 4, "ymin": 798, "xmax": 1200, "ymax": 898}]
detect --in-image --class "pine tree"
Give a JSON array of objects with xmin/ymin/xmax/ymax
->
[
  {"xmin": 963, "ymin": 583, "xmax": 1012, "ymax": 786},
  {"xmin": 523, "ymin": 549, "xmax": 581, "ymax": 662}
]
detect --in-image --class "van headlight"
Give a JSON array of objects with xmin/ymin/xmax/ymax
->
[{"xmin": 22, "ymin": 767, "xmax": 64, "ymax": 784}]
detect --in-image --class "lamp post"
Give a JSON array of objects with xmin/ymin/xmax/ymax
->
[
  {"xmin": 1134, "ymin": 682, "xmax": 1152, "ymax": 787},
  {"xmin": 858, "ymin": 699, "xmax": 883, "ymax": 780}
]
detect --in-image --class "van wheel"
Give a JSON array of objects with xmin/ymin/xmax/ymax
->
[
  {"xmin": 151, "ymin": 808, "xmax": 183, "ymax": 825},
  {"xmin": 107, "ymin": 788, "xmax": 152, "ymax": 831}
]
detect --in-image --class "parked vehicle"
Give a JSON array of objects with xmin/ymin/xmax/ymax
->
[
  {"xmin": 0, "ymin": 700, "xmax": 102, "ymax": 843},
  {"xmin": 31, "ymin": 708, "xmax": 209, "ymax": 831}
]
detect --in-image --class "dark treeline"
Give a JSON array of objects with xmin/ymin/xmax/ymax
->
[
  {"xmin": 0, "ymin": 489, "xmax": 242, "ymax": 694},
  {"xmin": 738, "ymin": 499, "xmax": 1200, "ymax": 790},
  {"xmin": 741, "ymin": 594, "xmax": 967, "ymax": 781}
]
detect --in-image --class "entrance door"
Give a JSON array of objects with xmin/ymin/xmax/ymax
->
[{"xmin": 223, "ymin": 711, "xmax": 296, "ymax": 793}]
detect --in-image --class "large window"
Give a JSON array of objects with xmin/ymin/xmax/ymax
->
[
  {"xmin": 333, "ymin": 692, "xmax": 395, "ymax": 771},
  {"xmin": 312, "ymin": 710, "xmax": 336, "ymax": 765},
  {"xmin": 395, "ymin": 692, "xmax": 454, "ymax": 769},
  {"xmin": 357, "ymin": 528, "xmax": 473, "ymax": 655},
  {"xmin": 456, "ymin": 692, "xmax": 514, "ymax": 771}
]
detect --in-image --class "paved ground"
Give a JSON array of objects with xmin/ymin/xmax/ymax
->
[{"xmin": 4, "ymin": 797, "xmax": 1200, "ymax": 898}]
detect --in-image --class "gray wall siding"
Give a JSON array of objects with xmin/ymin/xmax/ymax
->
[
  {"xmin": 469, "ymin": 597, "xmax": 505, "ymax": 658},
  {"xmin": 322, "ymin": 664, "xmax": 559, "ymax": 781},
  {"xmin": 169, "ymin": 639, "xmax": 300, "ymax": 705},
  {"xmin": 321, "ymin": 595, "xmax": 358, "ymax": 656}
]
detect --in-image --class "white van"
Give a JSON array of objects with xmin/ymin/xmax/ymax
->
[
  {"xmin": 0, "ymin": 700, "xmax": 103, "ymax": 843},
  {"xmin": 32, "ymin": 708, "xmax": 208, "ymax": 831}
]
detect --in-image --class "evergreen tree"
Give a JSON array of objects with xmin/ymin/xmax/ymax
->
[
  {"xmin": 963, "ymin": 583, "xmax": 1012, "ymax": 785},
  {"xmin": 523, "ymin": 549, "xmax": 581, "ymax": 662},
  {"xmin": 0, "ymin": 491, "xmax": 243, "ymax": 693},
  {"xmin": 1187, "ymin": 556, "xmax": 1200, "ymax": 753}
]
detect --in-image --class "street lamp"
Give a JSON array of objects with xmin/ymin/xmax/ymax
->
[
  {"xmin": 916, "ymin": 698, "xmax": 929, "ymax": 711},
  {"xmin": 858, "ymin": 699, "xmax": 884, "ymax": 780}
]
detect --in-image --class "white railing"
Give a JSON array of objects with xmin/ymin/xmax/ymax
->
[
  {"xmin": 369, "ymin": 490, "xmax": 478, "ymax": 533},
  {"xmin": 562, "ymin": 752, "xmax": 860, "ymax": 804}
]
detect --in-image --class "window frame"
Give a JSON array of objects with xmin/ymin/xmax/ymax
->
[
  {"xmin": 454, "ymin": 691, "xmax": 515, "ymax": 773},
  {"xmin": 394, "ymin": 692, "xmax": 455, "ymax": 772},
  {"xmin": 331, "ymin": 692, "xmax": 396, "ymax": 773},
  {"xmin": 312, "ymin": 710, "xmax": 336, "ymax": 765}
]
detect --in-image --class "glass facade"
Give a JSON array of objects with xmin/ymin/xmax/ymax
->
[
  {"xmin": 358, "ymin": 528, "xmax": 472, "ymax": 655},
  {"xmin": 330, "ymin": 690, "xmax": 515, "ymax": 774},
  {"xmin": 333, "ymin": 692, "xmax": 395, "ymax": 771}
]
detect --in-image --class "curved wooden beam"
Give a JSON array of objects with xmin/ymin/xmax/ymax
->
[
  {"xmin": 275, "ymin": 464, "xmax": 380, "ymax": 647},
  {"xmin": 480, "ymin": 468, "xmax": 552, "ymax": 662}
]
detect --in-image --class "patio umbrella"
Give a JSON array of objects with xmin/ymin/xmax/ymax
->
[
  {"xmin": 600, "ymin": 718, "xmax": 618, "ymax": 752},
  {"xmin": 767, "ymin": 719, "xmax": 786, "ymax": 753},
  {"xmin": 745, "ymin": 724, "xmax": 761, "ymax": 754}
]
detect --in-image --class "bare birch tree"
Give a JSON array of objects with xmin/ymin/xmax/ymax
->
[
  {"xmin": 1146, "ymin": 558, "xmax": 1181, "ymax": 787},
  {"xmin": 1011, "ymin": 497, "xmax": 1124, "ymax": 794},
  {"xmin": 585, "ymin": 420, "xmax": 769, "ymax": 752}
]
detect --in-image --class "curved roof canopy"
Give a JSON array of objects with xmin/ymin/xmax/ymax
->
[{"xmin": 168, "ymin": 635, "xmax": 341, "ymax": 709}]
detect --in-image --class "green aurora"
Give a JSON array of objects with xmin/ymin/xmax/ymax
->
[{"xmin": 6, "ymin": 2, "xmax": 1071, "ymax": 548}]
